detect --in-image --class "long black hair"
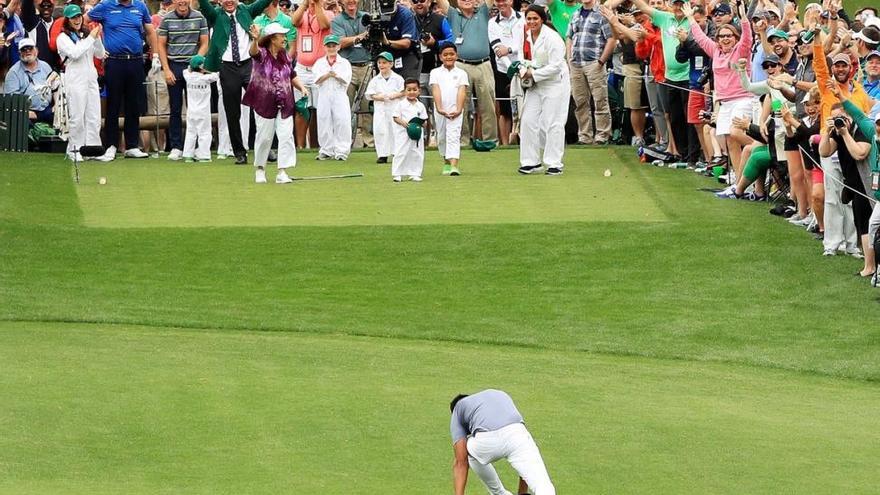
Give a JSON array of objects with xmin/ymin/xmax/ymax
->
[{"xmin": 525, "ymin": 4, "xmax": 558, "ymax": 33}]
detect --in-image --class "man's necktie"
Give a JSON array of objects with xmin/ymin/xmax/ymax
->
[{"xmin": 229, "ymin": 13, "xmax": 240, "ymax": 63}]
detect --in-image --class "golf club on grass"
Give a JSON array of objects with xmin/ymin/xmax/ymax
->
[
  {"xmin": 290, "ymin": 172, "xmax": 364, "ymax": 181},
  {"xmin": 71, "ymin": 145, "xmax": 108, "ymax": 184}
]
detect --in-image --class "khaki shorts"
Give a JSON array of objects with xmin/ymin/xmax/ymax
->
[{"xmin": 622, "ymin": 64, "xmax": 647, "ymax": 110}]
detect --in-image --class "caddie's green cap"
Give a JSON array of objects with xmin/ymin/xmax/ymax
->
[
  {"xmin": 189, "ymin": 54, "xmax": 205, "ymax": 70},
  {"xmin": 471, "ymin": 138, "xmax": 497, "ymax": 152},
  {"xmin": 406, "ymin": 117, "xmax": 425, "ymax": 141},
  {"xmin": 377, "ymin": 51, "xmax": 394, "ymax": 62},
  {"xmin": 323, "ymin": 34, "xmax": 340, "ymax": 46},
  {"xmin": 295, "ymin": 96, "xmax": 311, "ymax": 120},
  {"xmin": 63, "ymin": 4, "xmax": 82, "ymax": 17}
]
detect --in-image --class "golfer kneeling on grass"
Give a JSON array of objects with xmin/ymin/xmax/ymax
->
[{"xmin": 450, "ymin": 389, "xmax": 555, "ymax": 495}]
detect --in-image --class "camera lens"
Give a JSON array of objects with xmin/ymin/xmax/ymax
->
[{"xmin": 834, "ymin": 117, "xmax": 846, "ymax": 128}]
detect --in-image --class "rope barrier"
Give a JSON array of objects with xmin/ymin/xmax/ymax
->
[{"xmin": 798, "ymin": 143, "xmax": 878, "ymax": 206}]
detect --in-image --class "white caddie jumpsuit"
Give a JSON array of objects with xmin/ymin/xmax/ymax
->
[
  {"xmin": 365, "ymin": 70, "xmax": 405, "ymax": 160},
  {"xmin": 312, "ymin": 54, "xmax": 353, "ymax": 159},
  {"xmin": 519, "ymin": 26, "xmax": 570, "ymax": 169},
  {"xmin": 57, "ymin": 31, "xmax": 104, "ymax": 155},
  {"xmin": 429, "ymin": 65, "xmax": 469, "ymax": 160},
  {"xmin": 391, "ymin": 98, "xmax": 428, "ymax": 179},
  {"xmin": 182, "ymin": 69, "xmax": 219, "ymax": 160}
]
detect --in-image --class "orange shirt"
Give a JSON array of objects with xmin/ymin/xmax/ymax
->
[
  {"xmin": 294, "ymin": 8, "xmax": 335, "ymax": 67},
  {"xmin": 813, "ymin": 42, "xmax": 872, "ymax": 131}
]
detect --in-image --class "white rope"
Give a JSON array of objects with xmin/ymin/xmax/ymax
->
[
  {"xmin": 798, "ymin": 143, "xmax": 878, "ymax": 206},
  {"xmin": 610, "ymin": 70, "xmax": 714, "ymax": 98}
]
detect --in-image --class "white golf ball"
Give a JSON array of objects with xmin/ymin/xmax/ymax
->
[
  {"xmin": 603, "ymin": 169, "xmax": 612, "ymax": 177},
  {"xmin": 98, "ymin": 177, "xmax": 107, "ymax": 185}
]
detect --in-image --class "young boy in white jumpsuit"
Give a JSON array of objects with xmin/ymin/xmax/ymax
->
[
  {"xmin": 56, "ymin": 4, "xmax": 105, "ymax": 162},
  {"xmin": 517, "ymin": 5, "xmax": 570, "ymax": 176},
  {"xmin": 365, "ymin": 51, "xmax": 405, "ymax": 164},
  {"xmin": 182, "ymin": 55, "xmax": 219, "ymax": 162},
  {"xmin": 430, "ymin": 42, "xmax": 469, "ymax": 176},
  {"xmin": 312, "ymin": 34, "xmax": 352, "ymax": 160},
  {"xmin": 391, "ymin": 79, "xmax": 428, "ymax": 182}
]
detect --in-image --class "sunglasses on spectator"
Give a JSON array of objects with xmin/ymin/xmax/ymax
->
[
  {"xmin": 712, "ymin": 12, "xmax": 727, "ymax": 16},
  {"xmin": 412, "ymin": 0, "xmax": 428, "ymax": 4},
  {"xmin": 717, "ymin": 33, "xmax": 735, "ymax": 38},
  {"xmin": 762, "ymin": 62, "xmax": 779, "ymax": 68}
]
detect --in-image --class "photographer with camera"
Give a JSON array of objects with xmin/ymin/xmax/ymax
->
[
  {"xmin": 819, "ymin": 91, "xmax": 876, "ymax": 274},
  {"xmin": 371, "ymin": 0, "xmax": 421, "ymax": 80},
  {"xmin": 813, "ymin": 24, "xmax": 873, "ymax": 257},
  {"xmin": 332, "ymin": 0, "xmax": 374, "ymax": 146}
]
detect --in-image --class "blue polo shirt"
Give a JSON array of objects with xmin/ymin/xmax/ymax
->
[
  {"xmin": 88, "ymin": 0, "xmax": 152, "ymax": 56},
  {"xmin": 386, "ymin": 6, "xmax": 418, "ymax": 58}
]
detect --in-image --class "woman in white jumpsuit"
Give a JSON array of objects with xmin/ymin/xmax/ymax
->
[
  {"xmin": 517, "ymin": 5, "xmax": 570, "ymax": 176},
  {"xmin": 56, "ymin": 4, "xmax": 105, "ymax": 162}
]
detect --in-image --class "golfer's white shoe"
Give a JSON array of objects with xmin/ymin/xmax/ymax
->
[
  {"xmin": 410, "ymin": 176, "xmax": 422, "ymax": 182},
  {"xmin": 393, "ymin": 176, "xmax": 402, "ymax": 182},
  {"xmin": 95, "ymin": 145, "xmax": 116, "ymax": 162},
  {"xmin": 255, "ymin": 168, "xmax": 267, "ymax": 184},
  {"xmin": 275, "ymin": 170, "xmax": 293, "ymax": 184},
  {"xmin": 168, "ymin": 149, "xmax": 183, "ymax": 161},
  {"xmin": 124, "ymin": 148, "xmax": 149, "ymax": 159}
]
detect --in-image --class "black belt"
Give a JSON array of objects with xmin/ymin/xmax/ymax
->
[
  {"xmin": 351, "ymin": 61, "xmax": 371, "ymax": 66},
  {"xmin": 107, "ymin": 53, "xmax": 142, "ymax": 60},
  {"xmin": 221, "ymin": 59, "xmax": 251, "ymax": 66},
  {"xmin": 458, "ymin": 57, "xmax": 490, "ymax": 65}
]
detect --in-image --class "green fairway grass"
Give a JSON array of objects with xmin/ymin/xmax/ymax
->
[
  {"xmin": 1, "ymin": 146, "xmax": 879, "ymax": 492},
  {"xmin": 72, "ymin": 148, "xmax": 664, "ymax": 227},
  {"xmin": 1, "ymin": 322, "xmax": 878, "ymax": 494}
]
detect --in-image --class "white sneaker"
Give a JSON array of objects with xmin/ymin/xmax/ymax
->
[
  {"xmin": 275, "ymin": 170, "xmax": 293, "ymax": 184},
  {"xmin": 124, "ymin": 148, "xmax": 149, "ymax": 159},
  {"xmin": 410, "ymin": 176, "xmax": 422, "ymax": 182},
  {"xmin": 168, "ymin": 149, "xmax": 183, "ymax": 161},
  {"xmin": 67, "ymin": 151, "xmax": 83, "ymax": 162},
  {"xmin": 217, "ymin": 153, "xmax": 228, "ymax": 160},
  {"xmin": 96, "ymin": 145, "xmax": 116, "ymax": 162},
  {"xmin": 255, "ymin": 168, "xmax": 267, "ymax": 184},
  {"xmin": 789, "ymin": 213, "xmax": 814, "ymax": 227},
  {"xmin": 393, "ymin": 176, "xmax": 402, "ymax": 182}
]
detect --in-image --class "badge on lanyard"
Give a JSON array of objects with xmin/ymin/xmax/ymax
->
[
  {"xmin": 455, "ymin": 35, "xmax": 464, "ymax": 45},
  {"xmin": 873, "ymin": 172, "xmax": 879, "ymax": 191},
  {"xmin": 394, "ymin": 57, "xmax": 403, "ymax": 68},
  {"xmin": 302, "ymin": 35, "xmax": 313, "ymax": 53}
]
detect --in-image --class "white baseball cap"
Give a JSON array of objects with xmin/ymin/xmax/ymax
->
[
  {"xmin": 262, "ymin": 23, "xmax": 289, "ymax": 37},
  {"xmin": 18, "ymin": 37, "xmax": 35, "ymax": 50}
]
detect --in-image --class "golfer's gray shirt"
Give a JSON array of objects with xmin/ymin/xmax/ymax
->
[{"xmin": 450, "ymin": 389, "xmax": 524, "ymax": 444}]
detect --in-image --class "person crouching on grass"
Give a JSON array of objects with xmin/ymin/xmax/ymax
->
[
  {"xmin": 182, "ymin": 55, "xmax": 219, "ymax": 163},
  {"xmin": 242, "ymin": 23, "xmax": 309, "ymax": 184},
  {"xmin": 430, "ymin": 42, "xmax": 469, "ymax": 176},
  {"xmin": 313, "ymin": 34, "xmax": 353, "ymax": 161},
  {"xmin": 365, "ymin": 51, "xmax": 405, "ymax": 164},
  {"xmin": 391, "ymin": 78, "xmax": 428, "ymax": 182}
]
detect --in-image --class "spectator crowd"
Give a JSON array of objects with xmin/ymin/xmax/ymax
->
[{"xmin": 1, "ymin": 0, "xmax": 879, "ymax": 278}]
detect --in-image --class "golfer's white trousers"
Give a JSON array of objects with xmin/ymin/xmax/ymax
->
[
  {"xmin": 467, "ymin": 423, "xmax": 555, "ymax": 495},
  {"xmin": 253, "ymin": 111, "xmax": 296, "ymax": 169},
  {"xmin": 373, "ymin": 109, "xmax": 395, "ymax": 159},
  {"xmin": 63, "ymin": 74, "xmax": 101, "ymax": 153},
  {"xmin": 821, "ymin": 154, "xmax": 857, "ymax": 252},
  {"xmin": 519, "ymin": 81, "xmax": 570, "ymax": 169}
]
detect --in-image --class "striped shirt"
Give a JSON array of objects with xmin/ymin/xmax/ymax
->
[
  {"xmin": 566, "ymin": 5, "xmax": 612, "ymax": 64},
  {"xmin": 157, "ymin": 9, "xmax": 208, "ymax": 62}
]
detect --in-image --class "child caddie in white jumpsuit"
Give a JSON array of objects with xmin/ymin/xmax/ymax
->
[
  {"xmin": 312, "ymin": 34, "xmax": 352, "ymax": 160},
  {"xmin": 517, "ymin": 5, "xmax": 570, "ymax": 176},
  {"xmin": 182, "ymin": 55, "xmax": 219, "ymax": 162},
  {"xmin": 365, "ymin": 51, "xmax": 405, "ymax": 164},
  {"xmin": 430, "ymin": 42, "xmax": 469, "ymax": 176},
  {"xmin": 391, "ymin": 79, "xmax": 428, "ymax": 182}
]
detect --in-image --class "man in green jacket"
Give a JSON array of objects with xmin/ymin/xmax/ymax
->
[{"xmin": 198, "ymin": 0, "xmax": 273, "ymax": 164}]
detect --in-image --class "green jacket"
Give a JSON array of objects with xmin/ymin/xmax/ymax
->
[{"xmin": 198, "ymin": 0, "xmax": 273, "ymax": 72}]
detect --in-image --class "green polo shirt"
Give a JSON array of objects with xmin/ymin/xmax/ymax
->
[
  {"xmin": 254, "ymin": 11, "xmax": 297, "ymax": 49},
  {"xmin": 331, "ymin": 10, "xmax": 371, "ymax": 63},
  {"xmin": 650, "ymin": 10, "xmax": 690, "ymax": 82},
  {"xmin": 548, "ymin": 0, "xmax": 580, "ymax": 40}
]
